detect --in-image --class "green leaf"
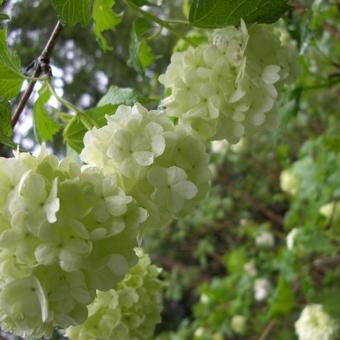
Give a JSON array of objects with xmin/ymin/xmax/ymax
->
[
  {"xmin": 33, "ymin": 84, "xmax": 61, "ymax": 143},
  {"xmin": 0, "ymin": 29, "xmax": 25, "ymax": 100},
  {"xmin": 0, "ymin": 13, "xmax": 10, "ymax": 21},
  {"xmin": 63, "ymin": 105, "xmax": 115, "ymax": 153},
  {"xmin": 51, "ymin": 0, "xmax": 93, "ymax": 27},
  {"xmin": 92, "ymin": 0, "xmax": 123, "ymax": 51},
  {"xmin": 97, "ymin": 86, "xmax": 142, "ymax": 107},
  {"xmin": 316, "ymin": 288, "xmax": 340, "ymax": 321},
  {"xmin": 269, "ymin": 277, "xmax": 295, "ymax": 317},
  {"xmin": 128, "ymin": 17, "xmax": 154, "ymax": 75},
  {"xmin": 225, "ymin": 247, "xmax": 247, "ymax": 274},
  {"xmin": 0, "ymin": 97, "xmax": 15, "ymax": 147},
  {"xmin": 189, "ymin": 0, "xmax": 290, "ymax": 28}
]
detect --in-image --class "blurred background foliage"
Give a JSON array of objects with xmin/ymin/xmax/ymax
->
[{"xmin": 0, "ymin": 0, "xmax": 339, "ymax": 339}]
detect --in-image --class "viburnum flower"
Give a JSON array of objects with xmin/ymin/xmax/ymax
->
[
  {"xmin": 319, "ymin": 201, "xmax": 340, "ymax": 222},
  {"xmin": 280, "ymin": 168, "xmax": 299, "ymax": 196},
  {"xmin": 148, "ymin": 166, "xmax": 198, "ymax": 215},
  {"xmin": 159, "ymin": 20, "xmax": 298, "ymax": 143},
  {"xmin": 286, "ymin": 228, "xmax": 301, "ymax": 251},
  {"xmin": 66, "ymin": 250, "xmax": 164, "ymax": 340},
  {"xmin": 81, "ymin": 103, "xmax": 173, "ymax": 180},
  {"xmin": 0, "ymin": 148, "xmax": 146, "ymax": 337},
  {"xmin": 230, "ymin": 315, "xmax": 247, "ymax": 334},
  {"xmin": 295, "ymin": 304, "xmax": 339, "ymax": 340},
  {"xmin": 80, "ymin": 105, "xmax": 211, "ymax": 229},
  {"xmin": 254, "ymin": 278, "xmax": 271, "ymax": 301},
  {"xmin": 255, "ymin": 231, "xmax": 275, "ymax": 248}
]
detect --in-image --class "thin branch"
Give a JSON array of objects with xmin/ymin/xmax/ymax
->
[
  {"xmin": 124, "ymin": 0, "xmax": 195, "ymax": 46},
  {"xmin": 243, "ymin": 192, "xmax": 284, "ymax": 226},
  {"xmin": 313, "ymin": 255, "xmax": 340, "ymax": 269},
  {"xmin": 258, "ymin": 319, "xmax": 277, "ymax": 340},
  {"xmin": 11, "ymin": 20, "xmax": 64, "ymax": 129}
]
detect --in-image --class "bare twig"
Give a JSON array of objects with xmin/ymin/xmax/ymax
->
[
  {"xmin": 258, "ymin": 319, "xmax": 277, "ymax": 340},
  {"xmin": 11, "ymin": 20, "xmax": 64, "ymax": 129},
  {"xmin": 313, "ymin": 255, "xmax": 340, "ymax": 269},
  {"xmin": 243, "ymin": 192, "xmax": 284, "ymax": 226}
]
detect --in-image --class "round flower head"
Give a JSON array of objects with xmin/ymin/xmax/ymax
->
[
  {"xmin": 295, "ymin": 304, "xmax": 339, "ymax": 340},
  {"xmin": 255, "ymin": 231, "xmax": 275, "ymax": 248},
  {"xmin": 319, "ymin": 202, "xmax": 340, "ymax": 222},
  {"xmin": 254, "ymin": 278, "xmax": 271, "ymax": 302},
  {"xmin": 81, "ymin": 103, "xmax": 174, "ymax": 180},
  {"xmin": 80, "ymin": 104, "xmax": 211, "ymax": 229},
  {"xmin": 230, "ymin": 315, "xmax": 247, "ymax": 334},
  {"xmin": 280, "ymin": 168, "xmax": 299, "ymax": 196},
  {"xmin": 0, "ymin": 148, "xmax": 147, "ymax": 337},
  {"xmin": 159, "ymin": 20, "xmax": 298, "ymax": 143},
  {"xmin": 66, "ymin": 249, "xmax": 164, "ymax": 340}
]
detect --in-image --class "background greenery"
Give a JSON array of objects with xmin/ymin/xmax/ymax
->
[{"xmin": 0, "ymin": 0, "xmax": 339, "ymax": 339}]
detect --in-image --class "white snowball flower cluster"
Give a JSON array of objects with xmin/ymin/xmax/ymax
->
[
  {"xmin": 0, "ymin": 148, "xmax": 147, "ymax": 337},
  {"xmin": 254, "ymin": 278, "xmax": 271, "ymax": 302},
  {"xmin": 81, "ymin": 103, "xmax": 210, "ymax": 229},
  {"xmin": 255, "ymin": 231, "xmax": 275, "ymax": 248},
  {"xmin": 81, "ymin": 103, "xmax": 173, "ymax": 180},
  {"xmin": 280, "ymin": 168, "xmax": 300, "ymax": 196},
  {"xmin": 66, "ymin": 249, "xmax": 164, "ymax": 340},
  {"xmin": 319, "ymin": 201, "xmax": 340, "ymax": 222},
  {"xmin": 243, "ymin": 261, "xmax": 257, "ymax": 277},
  {"xmin": 295, "ymin": 304, "xmax": 339, "ymax": 340},
  {"xmin": 159, "ymin": 21, "xmax": 297, "ymax": 143},
  {"xmin": 230, "ymin": 315, "xmax": 246, "ymax": 334},
  {"xmin": 286, "ymin": 228, "xmax": 301, "ymax": 251}
]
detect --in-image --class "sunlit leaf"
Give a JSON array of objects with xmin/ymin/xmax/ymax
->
[
  {"xmin": 0, "ymin": 97, "xmax": 15, "ymax": 147},
  {"xmin": 51, "ymin": 0, "xmax": 93, "ymax": 27},
  {"xmin": 0, "ymin": 29, "xmax": 25, "ymax": 100},
  {"xmin": 92, "ymin": 0, "xmax": 122, "ymax": 51},
  {"xmin": 189, "ymin": 0, "xmax": 290, "ymax": 28},
  {"xmin": 33, "ymin": 84, "xmax": 61, "ymax": 143},
  {"xmin": 128, "ymin": 17, "xmax": 154, "ymax": 75}
]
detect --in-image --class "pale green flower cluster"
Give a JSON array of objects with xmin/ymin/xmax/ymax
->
[
  {"xmin": 295, "ymin": 304, "xmax": 339, "ymax": 340},
  {"xmin": 0, "ymin": 148, "xmax": 147, "ymax": 337},
  {"xmin": 0, "ymin": 20, "xmax": 299, "ymax": 339},
  {"xmin": 319, "ymin": 202, "xmax": 340, "ymax": 222},
  {"xmin": 280, "ymin": 168, "xmax": 300, "ymax": 196},
  {"xmin": 66, "ymin": 250, "xmax": 164, "ymax": 340},
  {"xmin": 159, "ymin": 21, "xmax": 297, "ymax": 143},
  {"xmin": 81, "ymin": 104, "xmax": 210, "ymax": 229}
]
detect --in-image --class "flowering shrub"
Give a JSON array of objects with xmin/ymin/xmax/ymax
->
[{"xmin": 0, "ymin": 0, "xmax": 338, "ymax": 339}]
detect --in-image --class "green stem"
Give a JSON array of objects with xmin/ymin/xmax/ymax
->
[
  {"xmin": 24, "ymin": 74, "xmax": 49, "ymax": 82},
  {"xmin": 164, "ymin": 19, "xmax": 190, "ymax": 25},
  {"xmin": 299, "ymin": 78, "xmax": 340, "ymax": 92},
  {"xmin": 124, "ymin": 0, "xmax": 195, "ymax": 46},
  {"xmin": 146, "ymin": 25, "xmax": 163, "ymax": 41},
  {"xmin": 47, "ymin": 80, "xmax": 99, "ymax": 130},
  {"xmin": 46, "ymin": 80, "xmax": 81, "ymax": 115}
]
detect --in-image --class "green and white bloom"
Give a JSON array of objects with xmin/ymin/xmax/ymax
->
[
  {"xmin": 81, "ymin": 103, "xmax": 173, "ymax": 179},
  {"xmin": 66, "ymin": 250, "xmax": 164, "ymax": 340},
  {"xmin": 159, "ymin": 21, "xmax": 297, "ymax": 143},
  {"xmin": 80, "ymin": 105, "xmax": 211, "ymax": 229},
  {"xmin": 295, "ymin": 304, "xmax": 339, "ymax": 340},
  {"xmin": 0, "ymin": 148, "xmax": 147, "ymax": 337}
]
